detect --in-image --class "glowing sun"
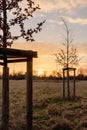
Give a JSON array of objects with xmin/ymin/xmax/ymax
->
[{"xmin": 38, "ymin": 70, "xmax": 44, "ymax": 76}]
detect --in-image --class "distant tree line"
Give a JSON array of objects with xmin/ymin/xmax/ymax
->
[{"xmin": 0, "ymin": 71, "xmax": 86, "ymax": 80}]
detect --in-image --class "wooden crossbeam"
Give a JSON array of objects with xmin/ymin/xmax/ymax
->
[
  {"xmin": 0, "ymin": 62, "xmax": 4, "ymax": 66},
  {"xmin": 7, "ymin": 58, "xmax": 28, "ymax": 63},
  {"xmin": 0, "ymin": 48, "xmax": 37, "ymax": 58}
]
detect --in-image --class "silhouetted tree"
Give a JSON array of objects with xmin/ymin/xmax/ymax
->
[{"xmin": 0, "ymin": 0, "xmax": 45, "ymax": 48}]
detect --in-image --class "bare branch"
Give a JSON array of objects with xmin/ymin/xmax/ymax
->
[{"xmin": 55, "ymin": 18, "xmax": 80, "ymax": 68}]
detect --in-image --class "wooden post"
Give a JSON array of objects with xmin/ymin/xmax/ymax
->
[
  {"xmin": 73, "ymin": 69, "xmax": 76, "ymax": 98},
  {"xmin": 63, "ymin": 69, "xmax": 65, "ymax": 99},
  {"xmin": 26, "ymin": 58, "xmax": 33, "ymax": 130},
  {"xmin": 67, "ymin": 69, "xmax": 70, "ymax": 99},
  {"xmin": 2, "ymin": 67, "xmax": 9, "ymax": 130}
]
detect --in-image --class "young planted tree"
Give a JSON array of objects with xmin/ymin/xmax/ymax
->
[
  {"xmin": 55, "ymin": 18, "xmax": 79, "ymax": 68},
  {"xmin": 55, "ymin": 18, "xmax": 79, "ymax": 99}
]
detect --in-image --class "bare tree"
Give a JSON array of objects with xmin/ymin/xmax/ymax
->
[
  {"xmin": 55, "ymin": 18, "xmax": 79, "ymax": 68},
  {"xmin": 0, "ymin": 0, "xmax": 45, "ymax": 48},
  {"xmin": 55, "ymin": 18, "xmax": 79, "ymax": 99}
]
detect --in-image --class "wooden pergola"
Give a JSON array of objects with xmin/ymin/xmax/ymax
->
[
  {"xmin": 0, "ymin": 47, "xmax": 37, "ymax": 130},
  {"xmin": 62, "ymin": 67, "xmax": 76, "ymax": 99}
]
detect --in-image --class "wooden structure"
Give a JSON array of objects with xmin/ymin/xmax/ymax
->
[
  {"xmin": 0, "ymin": 47, "xmax": 37, "ymax": 130},
  {"xmin": 63, "ymin": 67, "xmax": 76, "ymax": 99}
]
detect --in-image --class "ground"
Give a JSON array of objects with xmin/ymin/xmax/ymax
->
[{"xmin": 0, "ymin": 79, "xmax": 87, "ymax": 130}]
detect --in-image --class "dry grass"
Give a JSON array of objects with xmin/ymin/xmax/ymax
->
[{"xmin": 0, "ymin": 80, "xmax": 87, "ymax": 130}]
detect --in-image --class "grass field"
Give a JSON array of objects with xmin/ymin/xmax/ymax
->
[{"xmin": 0, "ymin": 79, "xmax": 87, "ymax": 130}]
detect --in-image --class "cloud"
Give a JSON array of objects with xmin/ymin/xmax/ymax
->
[
  {"xmin": 47, "ymin": 16, "xmax": 87, "ymax": 26},
  {"xmin": 36, "ymin": 0, "xmax": 87, "ymax": 13},
  {"xmin": 64, "ymin": 16, "xmax": 87, "ymax": 25},
  {"xmin": 48, "ymin": 19, "xmax": 58, "ymax": 24}
]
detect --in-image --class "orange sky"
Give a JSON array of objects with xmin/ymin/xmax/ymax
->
[
  {"xmin": 0, "ymin": 42, "xmax": 84, "ymax": 76},
  {"xmin": 0, "ymin": 41, "xmax": 86, "ymax": 76},
  {"xmin": 10, "ymin": 42, "xmax": 58, "ymax": 76},
  {"xmin": 0, "ymin": 1, "xmax": 87, "ymax": 76}
]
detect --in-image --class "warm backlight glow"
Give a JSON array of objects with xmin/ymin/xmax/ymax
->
[{"xmin": 38, "ymin": 70, "xmax": 44, "ymax": 76}]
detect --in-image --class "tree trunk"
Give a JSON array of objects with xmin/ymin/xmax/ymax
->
[{"xmin": 67, "ymin": 69, "xmax": 70, "ymax": 99}]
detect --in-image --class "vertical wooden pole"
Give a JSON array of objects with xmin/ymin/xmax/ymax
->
[
  {"xmin": 26, "ymin": 58, "xmax": 33, "ymax": 130},
  {"xmin": 73, "ymin": 69, "xmax": 76, "ymax": 99},
  {"xmin": 63, "ymin": 69, "xmax": 65, "ymax": 99},
  {"xmin": 2, "ymin": 67, "xmax": 9, "ymax": 130},
  {"xmin": 67, "ymin": 69, "xmax": 70, "ymax": 99}
]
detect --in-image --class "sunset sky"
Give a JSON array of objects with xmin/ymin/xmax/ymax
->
[{"xmin": 2, "ymin": 0, "xmax": 87, "ymax": 76}]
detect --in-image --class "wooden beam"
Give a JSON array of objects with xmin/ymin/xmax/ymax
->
[
  {"xmin": 2, "ymin": 67, "xmax": 9, "ymax": 130},
  {"xmin": 0, "ymin": 62, "xmax": 4, "ymax": 66},
  {"xmin": 63, "ymin": 67, "xmax": 76, "ymax": 70},
  {"xmin": 26, "ymin": 58, "xmax": 33, "ymax": 130},
  {"xmin": 0, "ymin": 48, "xmax": 37, "ymax": 58},
  {"xmin": 7, "ymin": 58, "xmax": 28, "ymax": 63}
]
